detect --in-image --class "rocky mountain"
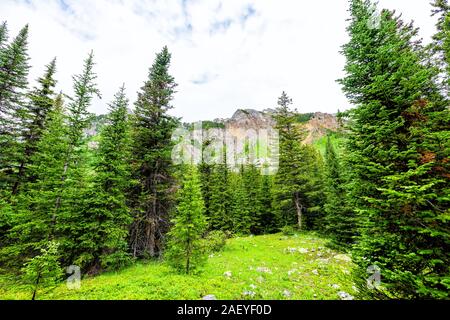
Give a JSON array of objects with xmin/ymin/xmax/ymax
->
[
  {"xmin": 224, "ymin": 108, "xmax": 339, "ymax": 144},
  {"xmin": 302, "ymin": 112, "xmax": 340, "ymax": 144},
  {"xmin": 87, "ymin": 108, "xmax": 340, "ymax": 145},
  {"xmin": 225, "ymin": 109, "xmax": 276, "ymax": 138}
]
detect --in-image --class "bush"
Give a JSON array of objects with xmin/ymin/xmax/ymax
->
[
  {"xmin": 22, "ymin": 241, "xmax": 63, "ymax": 300},
  {"xmin": 101, "ymin": 250, "xmax": 133, "ymax": 272},
  {"xmin": 202, "ymin": 230, "xmax": 230, "ymax": 253},
  {"xmin": 280, "ymin": 225, "xmax": 297, "ymax": 236}
]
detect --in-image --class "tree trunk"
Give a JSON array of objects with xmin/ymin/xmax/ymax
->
[
  {"xmin": 146, "ymin": 217, "xmax": 155, "ymax": 257},
  {"xmin": 31, "ymin": 272, "xmax": 41, "ymax": 300},
  {"xmin": 294, "ymin": 193, "xmax": 303, "ymax": 230},
  {"xmin": 11, "ymin": 161, "xmax": 25, "ymax": 195},
  {"xmin": 185, "ymin": 239, "xmax": 191, "ymax": 274}
]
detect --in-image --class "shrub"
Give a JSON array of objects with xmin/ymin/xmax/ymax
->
[
  {"xmin": 21, "ymin": 241, "xmax": 63, "ymax": 300},
  {"xmin": 280, "ymin": 225, "xmax": 297, "ymax": 236},
  {"xmin": 202, "ymin": 230, "xmax": 230, "ymax": 253}
]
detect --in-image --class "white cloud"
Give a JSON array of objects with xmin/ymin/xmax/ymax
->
[{"xmin": 0, "ymin": 0, "xmax": 439, "ymax": 122}]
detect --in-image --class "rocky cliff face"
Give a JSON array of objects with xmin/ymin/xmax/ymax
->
[
  {"xmin": 302, "ymin": 112, "xmax": 340, "ymax": 144},
  {"xmin": 225, "ymin": 109, "xmax": 276, "ymax": 138},
  {"xmin": 224, "ymin": 108, "xmax": 339, "ymax": 144}
]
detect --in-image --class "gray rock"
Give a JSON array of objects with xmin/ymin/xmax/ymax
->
[{"xmin": 338, "ymin": 291, "xmax": 354, "ymax": 300}]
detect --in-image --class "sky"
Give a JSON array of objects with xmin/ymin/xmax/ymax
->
[{"xmin": 1, "ymin": 0, "xmax": 439, "ymax": 122}]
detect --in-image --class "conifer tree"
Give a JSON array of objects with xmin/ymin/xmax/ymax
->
[
  {"xmin": 208, "ymin": 161, "xmax": 233, "ymax": 231},
  {"xmin": 198, "ymin": 161, "xmax": 213, "ymax": 222},
  {"xmin": 259, "ymin": 172, "xmax": 276, "ymax": 234},
  {"xmin": 340, "ymin": 0, "xmax": 449, "ymax": 298},
  {"xmin": 4, "ymin": 52, "xmax": 101, "ymax": 268},
  {"xmin": 301, "ymin": 145, "xmax": 326, "ymax": 230},
  {"xmin": 21, "ymin": 241, "xmax": 62, "ymax": 300},
  {"xmin": 272, "ymin": 91, "xmax": 309, "ymax": 229},
  {"xmin": 0, "ymin": 25, "xmax": 30, "ymax": 193},
  {"xmin": 242, "ymin": 164, "xmax": 263, "ymax": 234},
  {"xmin": 431, "ymin": 0, "xmax": 450, "ymax": 87},
  {"xmin": 165, "ymin": 165, "xmax": 207, "ymax": 274},
  {"xmin": 77, "ymin": 85, "xmax": 133, "ymax": 272},
  {"xmin": 0, "ymin": 94, "xmax": 69, "ymax": 268},
  {"xmin": 56, "ymin": 51, "xmax": 101, "ymax": 266},
  {"xmin": 129, "ymin": 46, "xmax": 178, "ymax": 258},
  {"xmin": 0, "ymin": 21, "xmax": 7, "ymax": 52},
  {"xmin": 323, "ymin": 136, "xmax": 356, "ymax": 249},
  {"xmin": 228, "ymin": 169, "xmax": 251, "ymax": 234},
  {"xmin": 12, "ymin": 58, "xmax": 57, "ymax": 194}
]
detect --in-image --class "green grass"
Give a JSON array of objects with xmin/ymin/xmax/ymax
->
[
  {"xmin": 313, "ymin": 132, "xmax": 346, "ymax": 157},
  {"xmin": 0, "ymin": 232, "xmax": 357, "ymax": 300}
]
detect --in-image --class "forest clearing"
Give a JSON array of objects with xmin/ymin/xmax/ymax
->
[{"xmin": 0, "ymin": 233, "xmax": 356, "ymax": 300}]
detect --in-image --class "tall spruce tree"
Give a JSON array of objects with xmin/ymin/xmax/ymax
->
[
  {"xmin": 0, "ymin": 25, "xmax": 30, "ymax": 194},
  {"xmin": 0, "ymin": 21, "xmax": 7, "ymax": 52},
  {"xmin": 242, "ymin": 164, "xmax": 263, "ymax": 234},
  {"xmin": 259, "ymin": 171, "xmax": 276, "ymax": 234},
  {"xmin": 340, "ymin": 0, "xmax": 449, "ymax": 298},
  {"xmin": 77, "ymin": 85, "xmax": 132, "ymax": 272},
  {"xmin": 0, "ymin": 94, "xmax": 69, "ymax": 268},
  {"xmin": 228, "ymin": 168, "xmax": 251, "ymax": 234},
  {"xmin": 129, "ymin": 46, "xmax": 178, "ymax": 258},
  {"xmin": 12, "ymin": 58, "xmax": 57, "ymax": 195},
  {"xmin": 57, "ymin": 51, "xmax": 101, "ymax": 267},
  {"xmin": 165, "ymin": 165, "xmax": 207, "ymax": 274},
  {"xmin": 5, "ymin": 52, "xmax": 101, "ymax": 268},
  {"xmin": 323, "ymin": 135, "xmax": 356, "ymax": 249},
  {"xmin": 431, "ymin": 0, "xmax": 450, "ymax": 88},
  {"xmin": 301, "ymin": 145, "xmax": 326, "ymax": 231},
  {"xmin": 208, "ymin": 161, "xmax": 233, "ymax": 231},
  {"xmin": 198, "ymin": 161, "xmax": 213, "ymax": 223},
  {"xmin": 272, "ymin": 92, "xmax": 309, "ymax": 229}
]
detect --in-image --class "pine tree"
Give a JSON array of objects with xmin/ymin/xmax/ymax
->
[
  {"xmin": 3, "ymin": 52, "xmax": 101, "ymax": 269},
  {"xmin": 340, "ymin": 0, "xmax": 449, "ymax": 298},
  {"xmin": 0, "ymin": 21, "xmax": 7, "ymax": 52},
  {"xmin": 21, "ymin": 241, "xmax": 63, "ymax": 300},
  {"xmin": 12, "ymin": 58, "xmax": 57, "ymax": 195},
  {"xmin": 0, "ymin": 25, "xmax": 30, "ymax": 193},
  {"xmin": 129, "ymin": 46, "xmax": 178, "ymax": 258},
  {"xmin": 77, "ymin": 85, "xmax": 133, "ymax": 273},
  {"xmin": 0, "ymin": 94, "xmax": 69, "ymax": 268},
  {"xmin": 259, "ymin": 171, "xmax": 277, "ymax": 234},
  {"xmin": 198, "ymin": 161, "xmax": 213, "ymax": 223},
  {"xmin": 66, "ymin": 51, "xmax": 100, "ymax": 148},
  {"xmin": 272, "ymin": 91, "xmax": 309, "ymax": 229},
  {"xmin": 208, "ymin": 161, "xmax": 233, "ymax": 231},
  {"xmin": 56, "ymin": 51, "xmax": 101, "ymax": 266},
  {"xmin": 242, "ymin": 164, "xmax": 263, "ymax": 234},
  {"xmin": 229, "ymin": 169, "xmax": 251, "ymax": 234},
  {"xmin": 301, "ymin": 145, "xmax": 326, "ymax": 230},
  {"xmin": 323, "ymin": 135, "xmax": 356, "ymax": 249},
  {"xmin": 165, "ymin": 165, "xmax": 207, "ymax": 274},
  {"xmin": 431, "ymin": 0, "xmax": 450, "ymax": 87}
]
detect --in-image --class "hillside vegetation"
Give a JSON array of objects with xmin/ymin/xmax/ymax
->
[{"xmin": 0, "ymin": 233, "xmax": 356, "ymax": 300}]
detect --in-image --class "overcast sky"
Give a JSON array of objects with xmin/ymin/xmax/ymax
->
[{"xmin": 1, "ymin": 0, "xmax": 439, "ymax": 122}]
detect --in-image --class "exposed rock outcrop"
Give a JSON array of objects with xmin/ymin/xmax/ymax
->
[
  {"xmin": 224, "ymin": 108, "xmax": 339, "ymax": 144},
  {"xmin": 225, "ymin": 109, "xmax": 275, "ymax": 139},
  {"xmin": 302, "ymin": 112, "xmax": 340, "ymax": 144}
]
